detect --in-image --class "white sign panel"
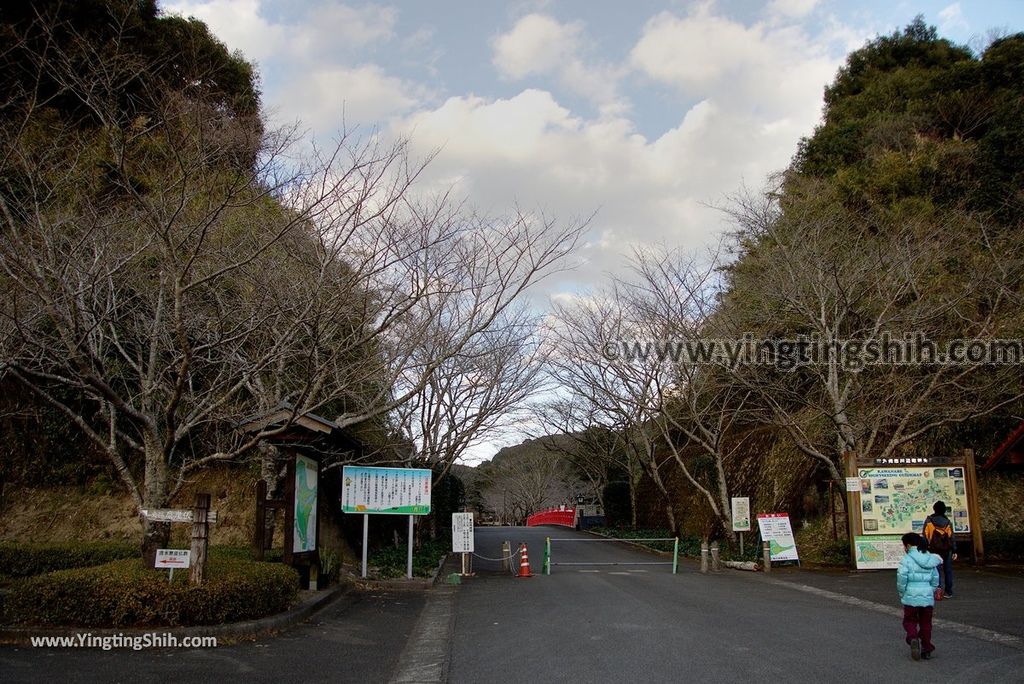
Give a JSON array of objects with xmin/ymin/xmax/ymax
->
[
  {"xmin": 756, "ymin": 513, "xmax": 799, "ymax": 562},
  {"xmin": 845, "ymin": 477, "xmax": 861, "ymax": 492},
  {"xmin": 731, "ymin": 497, "xmax": 751, "ymax": 532},
  {"xmin": 341, "ymin": 466, "xmax": 432, "ymax": 515},
  {"xmin": 452, "ymin": 512, "xmax": 474, "ymax": 553},
  {"xmin": 154, "ymin": 549, "xmax": 191, "ymax": 569},
  {"xmin": 141, "ymin": 509, "xmax": 218, "ymax": 524}
]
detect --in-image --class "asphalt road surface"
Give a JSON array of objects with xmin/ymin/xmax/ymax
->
[
  {"xmin": 3, "ymin": 525, "xmax": 1022, "ymax": 683},
  {"xmin": 449, "ymin": 526, "xmax": 1024, "ymax": 683}
]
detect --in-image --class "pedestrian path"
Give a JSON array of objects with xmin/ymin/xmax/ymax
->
[{"xmin": 761, "ymin": 562, "xmax": 1024, "ymax": 643}]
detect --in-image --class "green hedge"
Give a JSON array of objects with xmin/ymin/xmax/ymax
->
[
  {"xmin": 0, "ymin": 541, "xmax": 138, "ymax": 577},
  {"xmin": 4, "ymin": 556, "xmax": 299, "ymax": 627},
  {"xmin": 984, "ymin": 530, "xmax": 1024, "ymax": 561}
]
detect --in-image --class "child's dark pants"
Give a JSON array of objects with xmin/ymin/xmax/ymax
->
[{"xmin": 903, "ymin": 606, "xmax": 934, "ymax": 654}]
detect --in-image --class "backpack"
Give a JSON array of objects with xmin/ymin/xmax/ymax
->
[{"xmin": 924, "ymin": 517, "xmax": 954, "ymax": 555}]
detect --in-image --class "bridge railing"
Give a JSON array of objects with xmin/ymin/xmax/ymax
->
[{"xmin": 526, "ymin": 506, "xmax": 576, "ymax": 527}]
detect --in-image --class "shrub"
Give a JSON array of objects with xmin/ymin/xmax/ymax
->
[
  {"xmin": 0, "ymin": 541, "xmax": 138, "ymax": 577},
  {"xmin": 4, "ymin": 556, "xmax": 299, "ymax": 627},
  {"xmin": 984, "ymin": 530, "xmax": 1024, "ymax": 561},
  {"xmin": 369, "ymin": 539, "xmax": 448, "ymax": 579}
]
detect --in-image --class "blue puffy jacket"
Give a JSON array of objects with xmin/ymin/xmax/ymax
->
[{"xmin": 897, "ymin": 548, "xmax": 942, "ymax": 607}]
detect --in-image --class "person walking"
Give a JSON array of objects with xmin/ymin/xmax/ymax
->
[
  {"xmin": 923, "ymin": 500, "xmax": 957, "ymax": 597},
  {"xmin": 897, "ymin": 532, "xmax": 942, "ymax": 661}
]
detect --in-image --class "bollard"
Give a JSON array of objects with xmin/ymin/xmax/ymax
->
[
  {"xmin": 501, "ymin": 541, "xmax": 511, "ymax": 573},
  {"xmin": 710, "ymin": 542, "xmax": 721, "ymax": 572},
  {"xmin": 700, "ymin": 541, "xmax": 709, "ymax": 574},
  {"xmin": 762, "ymin": 541, "xmax": 771, "ymax": 573}
]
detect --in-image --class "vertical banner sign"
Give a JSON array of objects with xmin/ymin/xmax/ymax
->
[
  {"xmin": 731, "ymin": 497, "xmax": 751, "ymax": 532},
  {"xmin": 756, "ymin": 513, "xmax": 799, "ymax": 561},
  {"xmin": 452, "ymin": 512, "xmax": 474, "ymax": 553},
  {"xmin": 341, "ymin": 466, "xmax": 432, "ymax": 515},
  {"xmin": 293, "ymin": 454, "xmax": 318, "ymax": 553}
]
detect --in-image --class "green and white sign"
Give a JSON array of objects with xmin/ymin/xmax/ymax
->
[
  {"xmin": 341, "ymin": 466, "xmax": 432, "ymax": 515},
  {"xmin": 293, "ymin": 454, "xmax": 318, "ymax": 553},
  {"xmin": 757, "ymin": 513, "xmax": 799, "ymax": 562},
  {"xmin": 854, "ymin": 535, "xmax": 905, "ymax": 570},
  {"xmin": 731, "ymin": 497, "xmax": 751, "ymax": 532}
]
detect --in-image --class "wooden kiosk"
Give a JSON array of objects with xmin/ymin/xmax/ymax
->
[
  {"xmin": 240, "ymin": 403, "xmax": 359, "ymax": 589},
  {"xmin": 844, "ymin": 449, "xmax": 983, "ymax": 570}
]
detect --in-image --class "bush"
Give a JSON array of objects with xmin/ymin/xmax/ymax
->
[
  {"xmin": 0, "ymin": 541, "xmax": 138, "ymax": 577},
  {"xmin": 369, "ymin": 539, "xmax": 448, "ymax": 579},
  {"xmin": 4, "ymin": 556, "xmax": 299, "ymax": 627},
  {"xmin": 984, "ymin": 530, "xmax": 1024, "ymax": 561}
]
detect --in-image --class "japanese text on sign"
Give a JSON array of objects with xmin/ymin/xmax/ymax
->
[{"xmin": 341, "ymin": 466, "xmax": 432, "ymax": 515}]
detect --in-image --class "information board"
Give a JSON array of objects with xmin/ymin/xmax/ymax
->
[
  {"xmin": 452, "ymin": 512, "xmax": 474, "ymax": 553},
  {"xmin": 731, "ymin": 497, "xmax": 751, "ymax": 532},
  {"xmin": 293, "ymin": 454, "xmax": 318, "ymax": 553},
  {"xmin": 756, "ymin": 513, "xmax": 799, "ymax": 562},
  {"xmin": 853, "ymin": 535, "xmax": 905, "ymax": 570},
  {"xmin": 341, "ymin": 466, "xmax": 432, "ymax": 515},
  {"xmin": 857, "ymin": 466, "xmax": 969, "ymax": 535}
]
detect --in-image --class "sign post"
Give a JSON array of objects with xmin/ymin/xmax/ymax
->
[
  {"xmin": 731, "ymin": 497, "xmax": 751, "ymax": 556},
  {"xmin": 756, "ymin": 512, "xmax": 799, "ymax": 567},
  {"xmin": 141, "ymin": 497, "xmax": 217, "ymax": 585},
  {"xmin": 341, "ymin": 466, "xmax": 433, "ymax": 579},
  {"xmin": 452, "ymin": 511, "xmax": 474, "ymax": 576},
  {"xmin": 155, "ymin": 548, "xmax": 191, "ymax": 583}
]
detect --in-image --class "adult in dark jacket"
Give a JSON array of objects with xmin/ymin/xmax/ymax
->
[{"xmin": 923, "ymin": 500, "xmax": 957, "ymax": 597}]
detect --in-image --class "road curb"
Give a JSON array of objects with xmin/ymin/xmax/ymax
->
[{"xmin": 0, "ymin": 580, "xmax": 352, "ymax": 646}]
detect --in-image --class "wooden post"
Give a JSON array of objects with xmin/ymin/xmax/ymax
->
[
  {"xmin": 762, "ymin": 541, "xmax": 771, "ymax": 573},
  {"xmin": 844, "ymin": 451, "xmax": 862, "ymax": 570},
  {"xmin": 254, "ymin": 479, "xmax": 267, "ymax": 561},
  {"xmin": 962, "ymin": 448, "xmax": 985, "ymax": 564},
  {"xmin": 190, "ymin": 493, "xmax": 211, "ymax": 585}
]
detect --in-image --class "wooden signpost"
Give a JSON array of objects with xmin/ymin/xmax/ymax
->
[{"xmin": 141, "ymin": 493, "xmax": 217, "ymax": 584}]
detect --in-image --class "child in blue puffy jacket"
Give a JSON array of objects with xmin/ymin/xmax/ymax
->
[{"xmin": 896, "ymin": 532, "xmax": 942, "ymax": 660}]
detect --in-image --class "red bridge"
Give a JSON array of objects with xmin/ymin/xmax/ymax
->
[{"xmin": 526, "ymin": 506, "xmax": 576, "ymax": 527}]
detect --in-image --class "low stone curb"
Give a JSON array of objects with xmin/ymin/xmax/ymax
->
[{"xmin": 0, "ymin": 580, "xmax": 352, "ymax": 646}]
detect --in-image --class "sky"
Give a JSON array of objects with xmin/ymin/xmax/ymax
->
[{"xmin": 163, "ymin": 0, "xmax": 1022, "ymax": 462}]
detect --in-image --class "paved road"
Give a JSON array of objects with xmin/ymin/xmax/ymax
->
[
  {"xmin": 2, "ymin": 526, "xmax": 1022, "ymax": 683},
  {"xmin": 450, "ymin": 526, "xmax": 1024, "ymax": 683}
]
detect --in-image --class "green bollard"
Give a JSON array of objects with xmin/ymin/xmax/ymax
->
[
  {"xmin": 672, "ymin": 537, "xmax": 679, "ymax": 575},
  {"xmin": 544, "ymin": 537, "xmax": 551, "ymax": 575}
]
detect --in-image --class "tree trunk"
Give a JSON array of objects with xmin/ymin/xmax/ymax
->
[
  {"xmin": 141, "ymin": 438, "xmax": 170, "ymax": 566},
  {"xmin": 142, "ymin": 519, "xmax": 171, "ymax": 567}
]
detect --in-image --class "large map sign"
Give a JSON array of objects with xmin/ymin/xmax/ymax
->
[
  {"xmin": 858, "ymin": 466, "xmax": 969, "ymax": 536},
  {"xmin": 341, "ymin": 466, "xmax": 432, "ymax": 515},
  {"xmin": 293, "ymin": 454, "xmax": 318, "ymax": 553}
]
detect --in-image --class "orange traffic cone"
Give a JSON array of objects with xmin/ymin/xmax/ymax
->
[{"xmin": 518, "ymin": 543, "xmax": 533, "ymax": 578}]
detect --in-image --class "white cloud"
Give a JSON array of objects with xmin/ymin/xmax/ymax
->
[
  {"xmin": 164, "ymin": 1, "xmax": 421, "ymax": 130},
  {"xmin": 938, "ymin": 3, "xmax": 969, "ymax": 35},
  {"xmin": 275, "ymin": 65, "xmax": 421, "ymax": 132},
  {"xmin": 493, "ymin": 14, "xmax": 581, "ymax": 79},
  {"xmin": 493, "ymin": 13, "xmax": 626, "ymax": 110},
  {"xmin": 766, "ymin": 0, "xmax": 819, "ymax": 20}
]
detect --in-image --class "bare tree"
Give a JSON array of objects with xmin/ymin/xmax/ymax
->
[
  {"xmin": 722, "ymin": 176, "xmax": 1024, "ymax": 491},
  {"xmin": 545, "ymin": 292, "xmax": 677, "ymax": 532},
  {"xmin": 616, "ymin": 247, "xmax": 754, "ymax": 538},
  {"xmin": 0, "ymin": 11, "xmax": 585, "ymax": 559}
]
